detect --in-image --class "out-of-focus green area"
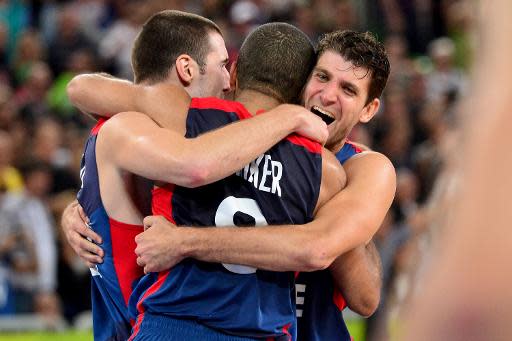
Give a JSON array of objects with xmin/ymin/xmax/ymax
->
[{"xmin": 0, "ymin": 319, "xmax": 368, "ymax": 341}]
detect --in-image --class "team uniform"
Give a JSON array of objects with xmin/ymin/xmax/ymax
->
[
  {"xmin": 295, "ymin": 142, "xmax": 362, "ymax": 341},
  {"xmin": 128, "ymin": 97, "xmax": 323, "ymax": 341},
  {"xmin": 77, "ymin": 119, "xmax": 145, "ymax": 341}
]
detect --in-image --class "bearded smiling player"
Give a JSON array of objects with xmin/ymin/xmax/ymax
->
[{"xmin": 63, "ymin": 17, "xmax": 394, "ymax": 341}]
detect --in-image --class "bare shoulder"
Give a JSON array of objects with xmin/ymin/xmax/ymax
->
[
  {"xmin": 323, "ymin": 148, "xmax": 346, "ymax": 188},
  {"xmin": 345, "ymin": 151, "xmax": 394, "ymax": 173},
  {"xmin": 315, "ymin": 148, "xmax": 346, "ymax": 213},
  {"xmin": 101, "ymin": 111, "xmax": 158, "ymax": 137},
  {"xmin": 344, "ymin": 151, "xmax": 396, "ymax": 191}
]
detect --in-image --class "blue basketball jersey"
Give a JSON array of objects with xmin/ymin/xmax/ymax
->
[
  {"xmin": 77, "ymin": 119, "xmax": 145, "ymax": 341},
  {"xmin": 295, "ymin": 141, "xmax": 361, "ymax": 341},
  {"xmin": 129, "ymin": 97, "xmax": 323, "ymax": 340}
]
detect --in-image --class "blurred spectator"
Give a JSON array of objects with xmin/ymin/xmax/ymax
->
[
  {"xmin": 15, "ymin": 160, "xmax": 61, "ymax": 325},
  {"xmin": 426, "ymin": 36, "xmax": 466, "ymax": 104},
  {"xmin": 47, "ymin": 48, "xmax": 98, "ymax": 123},
  {"xmin": 47, "ymin": 3, "xmax": 95, "ymax": 77},
  {"xmin": 13, "ymin": 61, "xmax": 53, "ymax": 127},
  {"xmin": 30, "ymin": 118, "xmax": 79, "ymax": 194},
  {"xmin": 366, "ymin": 210, "xmax": 410, "ymax": 341},
  {"xmin": 11, "ymin": 29, "xmax": 46, "ymax": 86},
  {"xmin": 98, "ymin": 0, "xmax": 148, "ymax": 80},
  {"xmin": 0, "ymin": 0, "xmax": 29, "ymax": 62},
  {"xmin": 0, "ymin": 130, "xmax": 23, "ymax": 193},
  {"xmin": 0, "ymin": 183, "xmax": 37, "ymax": 315},
  {"xmin": 70, "ymin": 0, "xmax": 111, "ymax": 45},
  {"xmin": 52, "ymin": 190, "xmax": 91, "ymax": 323}
]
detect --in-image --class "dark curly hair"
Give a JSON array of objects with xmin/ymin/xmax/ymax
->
[{"xmin": 317, "ymin": 30, "xmax": 390, "ymax": 104}]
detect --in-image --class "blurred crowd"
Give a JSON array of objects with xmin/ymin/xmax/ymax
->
[{"xmin": 0, "ymin": 0, "xmax": 473, "ymax": 338}]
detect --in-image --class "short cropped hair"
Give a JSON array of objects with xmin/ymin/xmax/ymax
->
[
  {"xmin": 317, "ymin": 30, "xmax": 390, "ymax": 104},
  {"xmin": 236, "ymin": 23, "xmax": 316, "ymax": 104},
  {"xmin": 131, "ymin": 10, "xmax": 221, "ymax": 84}
]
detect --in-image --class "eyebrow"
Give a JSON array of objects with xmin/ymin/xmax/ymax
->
[
  {"xmin": 313, "ymin": 66, "xmax": 329, "ymax": 74},
  {"xmin": 341, "ymin": 81, "xmax": 359, "ymax": 94},
  {"xmin": 314, "ymin": 66, "xmax": 360, "ymax": 93}
]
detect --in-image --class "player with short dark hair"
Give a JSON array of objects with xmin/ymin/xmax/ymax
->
[
  {"xmin": 134, "ymin": 29, "xmax": 393, "ymax": 340},
  {"xmin": 132, "ymin": 11, "xmax": 221, "ymax": 84},
  {"xmin": 125, "ymin": 22, "xmax": 345, "ymax": 341},
  {"xmin": 235, "ymin": 23, "xmax": 316, "ymax": 104},
  {"xmin": 72, "ymin": 10, "xmax": 327, "ymax": 341},
  {"xmin": 64, "ymin": 26, "xmax": 394, "ymax": 340}
]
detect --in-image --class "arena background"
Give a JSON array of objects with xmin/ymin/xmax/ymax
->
[{"xmin": 0, "ymin": 0, "xmax": 473, "ymax": 340}]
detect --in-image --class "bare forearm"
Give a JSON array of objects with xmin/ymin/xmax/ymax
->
[
  {"xmin": 183, "ymin": 111, "xmax": 308, "ymax": 186},
  {"xmin": 181, "ymin": 224, "xmax": 337, "ymax": 272},
  {"xmin": 329, "ymin": 241, "xmax": 382, "ymax": 317},
  {"xmin": 109, "ymin": 109, "xmax": 314, "ymax": 188},
  {"xmin": 67, "ymin": 74, "xmax": 138, "ymax": 116}
]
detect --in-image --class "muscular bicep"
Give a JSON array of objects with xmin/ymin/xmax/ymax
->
[
  {"xmin": 343, "ymin": 151, "xmax": 396, "ymax": 237},
  {"xmin": 311, "ymin": 151, "xmax": 396, "ymax": 256},
  {"xmin": 97, "ymin": 112, "xmax": 198, "ymax": 186}
]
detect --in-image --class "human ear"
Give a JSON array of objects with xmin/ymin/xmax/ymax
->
[{"xmin": 360, "ymin": 98, "xmax": 380, "ymax": 123}]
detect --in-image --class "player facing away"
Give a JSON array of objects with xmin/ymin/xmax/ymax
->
[
  {"xmin": 75, "ymin": 11, "xmax": 328, "ymax": 341},
  {"xmin": 135, "ymin": 30, "xmax": 392, "ymax": 341},
  {"xmin": 125, "ymin": 22, "xmax": 346, "ymax": 341},
  {"xmin": 64, "ymin": 27, "xmax": 394, "ymax": 341}
]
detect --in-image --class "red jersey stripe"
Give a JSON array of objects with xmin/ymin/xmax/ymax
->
[
  {"xmin": 286, "ymin": 134, "xmax": 322, "ymax": 154},
  {"xmin": 151, "ymin": 184, "xmax": 176, "ymax": 224},
  {"xmin": 91, "ymin": 118, "xmax": 108, "ymax": 135},
  {"xmin": 346, "ymin": 140, "xmax": 363, "ymax": 153},
  {"xmin": 333, "ymin": 287, "xmax": 347, "ymax": 311},
  {"xmin": 136, "ymin": 271, "xmax": 170, "ymax": 315},
  {"xmin": 190, "ymin": 97, "xmax": 252, "ymax": 120},
  {"xmin": 109, "ymin": 218, "xmax": 144, "ymax": 306}
]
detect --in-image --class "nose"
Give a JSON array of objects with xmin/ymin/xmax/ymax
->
[{"xmin": 319, "ymin": 82, "xmax": 337, "ymax": 105}]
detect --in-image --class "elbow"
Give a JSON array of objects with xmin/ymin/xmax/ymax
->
[
  {"xmin": 180, "ymin": 163, "xmax": 211, "ymax": 188},
  {"xmin": 66, "ymin": 76, "xmax": 81, "ymax": 105},
  {"xmin": 349, "ymin": 290, "xmax": 381, "ymax": 318},
  {"xmin": 300, "ymin": 239, "xmax": 337, "ymax": 271}
]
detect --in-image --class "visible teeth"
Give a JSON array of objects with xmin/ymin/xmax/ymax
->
[
  {"xmin": 312, "ymin": 106, "xmax": 334, "ymax": 118},
  {"xmin": 311, "ymin": 106, "xmax": 335, "ymax": 125}
]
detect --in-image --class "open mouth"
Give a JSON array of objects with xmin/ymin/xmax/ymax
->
[{"xmin": 310, "ymin": 106, "xmax": 335, "ymax": 125}]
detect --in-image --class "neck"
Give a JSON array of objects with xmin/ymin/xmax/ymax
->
[
  {"xmin": 138, "ymin": 77, "xmax": 186, "ymax": 130},
  {"xmin": 235, "ymin": 89, "xmax": 282, "ymax": 116},
  {"xmin": 327, "ymin": 137, "xmax": 348, "ymax": 154}
]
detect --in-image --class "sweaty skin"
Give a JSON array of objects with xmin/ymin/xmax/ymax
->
[{"xmin": 62, "ymin": 33, "xmax": 394, "ymax": 318}]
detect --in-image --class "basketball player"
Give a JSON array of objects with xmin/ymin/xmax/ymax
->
[
  {"xmin": 136, "ymin": 30, "xmax": 393, "ymax": 341},
  {"xmin": 65, "ymin": 28, "xmax": 393, "ymax": 340},
  {"xmin": 73, "ymin": 11, "xmax": 328, "ymax": 341},
  {"xmin": 96, "ymin": 21, "xmax": 346, "ymax": 340}
]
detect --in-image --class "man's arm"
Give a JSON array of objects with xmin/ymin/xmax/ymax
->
[
  {"xmin": 61, "ymin": 200, "xmax": 103, "ymax": 267},
  {"xmin": 99, "ymin": 106, "xmax": 326, "ymax": 188},
  {"xmin": 67, "ymin": 73, "xmax": 328, "ymax": 143},
  {"xmin": 136, "ymin": 151, "xmax": 395, "ymax": 272},
  {"xmin": 67, "ymin": 74, "xmax": 135, "ymax": 117},
  {"xmin": 329, "ymin": 241, "xmax": 382, "ymax": 317}
]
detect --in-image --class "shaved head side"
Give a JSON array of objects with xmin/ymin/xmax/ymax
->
[{"xmin": 236, "ymin": 23, "xmax": 316, "ymax": 104}]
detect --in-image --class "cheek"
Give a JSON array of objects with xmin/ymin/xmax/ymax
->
[{"xmin": 303, "ymin": 85, "xmax": 316, "ymax": 105}]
